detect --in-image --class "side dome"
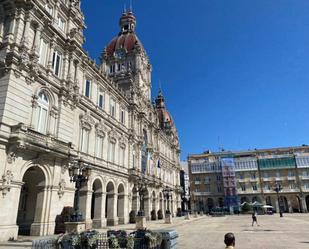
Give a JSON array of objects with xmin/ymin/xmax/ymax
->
[
  {"xmin": 157, "ymin": 108, "xmax": 175, "ymax": 130},
  {"xmin": 155, "ymin": 90, "xmax": 175, "ymax": 130}
]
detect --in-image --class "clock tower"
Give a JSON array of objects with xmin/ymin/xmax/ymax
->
[{"xmin": 101, "ymin": 10, "xmax": 152, "ymax": 101}]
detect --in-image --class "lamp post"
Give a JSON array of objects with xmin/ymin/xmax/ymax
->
[
  {"xmin": 136, "ymin": 179, "xmax": 147, "ymax": 217},
  {"xmin": 163, "ymin": 186, "xmax": 172, "ymax": 215},
  {"xmin": 273, "ymin": 181, "xmax": 283, "ymax": 217},
  {"xmin": 68, "ymin": 159, "xmax": 91, "ymax": 222}
]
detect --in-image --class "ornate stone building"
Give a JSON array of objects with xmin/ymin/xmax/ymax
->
[
  {"xmin": 0, "ymin": 0, "xmax": 182, "ymax": 241},
  {"xmin": 188, "ymin": 146, "xmax": 309, "ymax": 214}
]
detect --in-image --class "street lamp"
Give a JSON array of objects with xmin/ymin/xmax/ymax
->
[
  {"xmin": 135, "ymin": 179, "xmax": 147, "ymax": 217},
  {"xmin": 68, "ymin": 159, "xmax": 91, "ymax": 222},
  {"xmin": 163, "ymin": 186, "xmax": 172, "ymax": 215},
  {"xmin": 273, "ymin": 181, "xmax": 283, "ymax": 217}
]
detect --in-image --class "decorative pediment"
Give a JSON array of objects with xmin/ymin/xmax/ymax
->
[{"xmin": 80, "ymin": 111, "xmax": 95, "ymax": 130}]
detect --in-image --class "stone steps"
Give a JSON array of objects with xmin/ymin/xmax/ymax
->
[{"xmin": 0, "ymin": 241, "xmax": 32, "ymax": 248}]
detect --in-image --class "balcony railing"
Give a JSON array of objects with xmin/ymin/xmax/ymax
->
[
  {"xmin": 9, "ymin": 124, "xmax": 70, "ymax": 157},
  {"xmin": 193, "ymin": 191, "xmax": 211, "ymax": 196}
]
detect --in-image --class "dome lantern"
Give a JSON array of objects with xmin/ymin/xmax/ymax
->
[{"xmin": 119, "ymin": 10, "xmax": 136, "ymax": 33}]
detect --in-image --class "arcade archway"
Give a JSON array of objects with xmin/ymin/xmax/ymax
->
[{"xmin": 17, "ymin": 167, "xmax": 46, "ymax": 236}]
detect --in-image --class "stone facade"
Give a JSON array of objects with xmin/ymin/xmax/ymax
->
[
  {"xmin": 0, "ymin": 0, "xmax": 182, "ymax": 241},
  {"xmin": 188, "ymin": 146, "xmax": 309, "ymax": 214}
]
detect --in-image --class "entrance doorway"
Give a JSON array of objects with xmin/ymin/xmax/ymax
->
[{"xmin": 17, "ymin": 167, "xmax": 46, "ymax": 235}]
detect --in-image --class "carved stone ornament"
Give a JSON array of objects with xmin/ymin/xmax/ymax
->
[
  {"xmin": 19, "ymin": 50, "xmax": 30, "ymax": 69},
  {"xmin": 31, "ymin": 94, "xmax": 39, "ymax": 108},
  {"xmin": 58, "ymin": 179, "xmax": 66, "ymax": 198},
  {"xmin": 50, "ymin": 105, "xmax": 59, "ymax": 118},
  {"xmin": 108, "ymin": 129, "xmax": 118, "ymax": 143},
  {"xmin": 1, "ymin": 170, "xmax": 14, "ymax": 197},
  {"xmin": 119, "ymin": 135, "xmax": 127, "ymax": 149},
  {"xmin": 7, "ymin": 151, "xmax": 16, "ymax": 164},
  {"xmin": 80, "ymin": 111, "xmax": 95, "ymax": 130},
  {"xmin": 95, "ymin": 120, "xmax": 107, "ymax": 137}
]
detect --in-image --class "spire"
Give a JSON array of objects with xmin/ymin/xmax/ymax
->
[{"xmin": 155, "ymin": 87, "xmax": 165, "ymax": 108}]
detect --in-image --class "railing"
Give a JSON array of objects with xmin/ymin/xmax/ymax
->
[{"xmin": 193, "ymin": 191, "xmax": 211, "ymax": 196}]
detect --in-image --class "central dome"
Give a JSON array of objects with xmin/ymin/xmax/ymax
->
[
  {"xmin": 106, "ymin": 33, "xmax": 143, "ymax": 57},
  {"xmin": 105, "ymin": 10, "xmax": 144, "ymax": 58}
]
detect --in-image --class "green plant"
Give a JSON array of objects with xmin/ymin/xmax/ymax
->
[
  {"xmin": 143, "ymin": 230, "xmax": 163, "ymax": 247},
  {"xmin": 80, "ymin": 230, "xmax": 99, "ymax": 248},
  {"xmin": 58, "ymin": 233, "xmax": 81, "ymax": 248},
  {"xmin": 126, "ymin": 234, "xmax": 135, "ymax": 249},
  {"xmin": 241, "ymin": 202, "xmax": 252, "ymax": 213},
  {"xmin": 109, "ymin": 234, "xmax": 120, "ymax": 248}
]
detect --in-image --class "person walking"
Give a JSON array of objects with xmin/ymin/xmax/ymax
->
[
  {"xmin": 252, "ymin": 211, "xmax": 259, "ymax": 226},
  {"xmin": 224, "ymin": 233, "xmax": 235, "ymax": 249}
]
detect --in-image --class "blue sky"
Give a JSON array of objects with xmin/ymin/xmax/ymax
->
[{"xmin": 81, "ymin": 0, "xmax": 309, "ymax": 160}]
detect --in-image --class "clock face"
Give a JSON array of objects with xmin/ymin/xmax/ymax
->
[{"xmin": 115, "ymin": 49, "xmax": 126, "ymax": 60}]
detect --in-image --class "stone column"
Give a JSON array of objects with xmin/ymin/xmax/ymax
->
[
  {"xmin": 31, "ymin": 187, "xmax": 51, "ymax": 236},
  {"xmin": 144, "ymin": 196, "xmax": 151, "ymax": 220},
  {"xmin": 0, "ymin": 180, "xmax": 22, "ymax": 241},
  {"xmin": 21, "ymin": 13, "xmax": 31, "ymax": 48},
  {"xmin": 4, "ymin": 13, "xmax": 16, "ymax": 44},
  {"xmin": 107, "ymin": 193, "xmax": 118, "ymax": 226},
  {"xmin": 300, "ymin": 197, "xmax": 308, "ymax": 213},
  {"xmin": 123, "ymin": 194, "xmax": 129, "ymax": 224},
  {"xmin": 0, "ymin": 15, "xmax": 4, "ymax": 42},
  {"xmin": 274, "ymin": 199, "xmax": 279, "ymax": 213},
  {"xmin": 67, "ymin": 54, "xmax": 74, "ymax": 81},
  {"xmin": 14, "ymin": 9, "xmax": 24, "ymax": 44},
  {"xmin": 33, "ymin": 24, "xmax": 42, "ymax": 56},
  {"xmin": 132, "ymin": 193, "xmax": 138, "ymax": 212},
  {"xmin": 47, "ymin": 40, "xmax": 55, "ymax": 73},
  {"xmin": 287, "ymin": 198, "xmax": 293, "ymax": 213},
  {"xmin": 62, "ymin": 51, "xmax": 69, "ymax": 80},
  {"xmin": 79, "ymin": 189, "xmax": 93, "ymax": 230},
  {"xmin": 53, "ymin": 3, "xmax": 59, "ymax": 26},
  {"xmin": 92, "ymin": 191, "xmax": 106, "ymax": 228}
]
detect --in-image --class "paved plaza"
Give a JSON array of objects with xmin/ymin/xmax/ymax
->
[
  {"xmin": 111, "ymin": 214, "xmax": 309, "ymax": 249},
  {"xmin": 1, "ymin": 214, "xmax": 309, "ymax": 248}
]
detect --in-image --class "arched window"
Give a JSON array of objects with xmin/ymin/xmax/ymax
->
[{"xmin": 36, "ymin": 91, "xmax": 49, "ymax": 134}]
